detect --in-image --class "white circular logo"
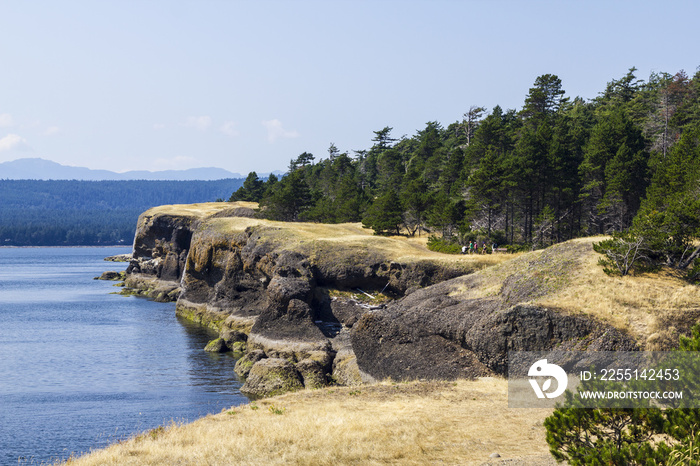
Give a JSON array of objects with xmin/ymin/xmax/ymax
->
[{"xmin": 528, "ymin": 359, "xmax": 568, "ymax": 399}]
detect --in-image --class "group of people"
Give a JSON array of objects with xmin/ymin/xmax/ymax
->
[{"xmin": 461, "ymin": 241, "xmax": 494, "ymax": 255}]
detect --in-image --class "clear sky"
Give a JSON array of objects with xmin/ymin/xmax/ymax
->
[{"xmin": 0, "ymin": 0, "xmax": 698, "ymax": 175}]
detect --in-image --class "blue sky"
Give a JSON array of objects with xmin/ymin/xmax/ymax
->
[{"xmin": 0, "ymin": 0, "xmax": 698, "ymax": 174}]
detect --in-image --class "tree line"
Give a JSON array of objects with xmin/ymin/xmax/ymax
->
[
  {"xmin": 0, "ymin": 179, "xmax": 243, "ymax": 246},
  {"xmin": 230, "ymin": 67, "xmax": 700, "ymax": 278}
]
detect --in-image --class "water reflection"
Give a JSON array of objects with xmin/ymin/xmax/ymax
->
[
  {"xmin": 177, "ymin": 314, "xmax": 246, "ymax": 395},
  {"xmin": 0, "ymin": 247, "xmax": 250, "ymax": 464}
]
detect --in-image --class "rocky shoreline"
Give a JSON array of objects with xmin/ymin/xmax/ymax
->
[{"xmin": 116, "ymin": 202, "xmax": 638, "ymax": 397}]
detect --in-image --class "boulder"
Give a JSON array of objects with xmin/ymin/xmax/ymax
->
[
  {"xmin": 234, "ymin": 349, "xmax": 266, "ymax": 378},
  {"xmin": 240, "ymin": 358, "xmax": 304, "ymax": 397},
  {"xmin": 220, "ymin": 328, "xmax": 248, "ymax": 352},
  {"xmin": 251, "ymin": 299, "xmax": 327, "ymax": 343},
  {"xmin": 96, "ymin": 271, "xmax": 123, "ymax": 281},
  {"xmin": 295, "ymin": 358, "xmax": 328, "ymax": 389},
  {"xmin": 204, "ymin": 337, "xmax": 229, "ymax": 353}
]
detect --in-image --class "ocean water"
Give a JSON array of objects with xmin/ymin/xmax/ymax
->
[{"xmin": 0, "ymin": 247, "xmax": 249, "ymax": 465}]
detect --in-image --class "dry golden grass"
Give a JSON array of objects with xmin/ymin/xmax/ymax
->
[
  {"xmin": 143, "ymin": 201, "xmax": 259, "ymax": 217},
  {"xmin": 64, "ymin": 378, "xmax": 554, "ymax": 466},
  {"xmin": 538, "ymin": 238, "xmax": 700, "ymax": 347},
  {"xmin": 450, "ymin": 236, "xmax": 700, "ymax": 346},
  {"xmin": 147, "ymin": 202, "xmax": 513, "ymax": 272},
  {"xmin": 262, "ymin": 221, "xmax": 506, "ymax": 266}
]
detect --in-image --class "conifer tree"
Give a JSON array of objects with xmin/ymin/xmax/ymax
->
[{"xmin": 362, "ymin": 189, "xmax": 403, "ymax": 235}]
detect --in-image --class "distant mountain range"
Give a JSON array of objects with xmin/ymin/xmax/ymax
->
[{"xmin": 0, "ymin": 158, "xmax": 257, "ymax": 180}]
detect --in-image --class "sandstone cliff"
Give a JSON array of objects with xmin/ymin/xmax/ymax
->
[{"xmin": 123, "ymin": 203, "xmax": 700, "ymax": 396}]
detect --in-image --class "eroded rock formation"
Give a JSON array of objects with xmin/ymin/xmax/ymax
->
[{"xmin": 122, "ymin": 203, "xmax": 638, "ymax": 397}]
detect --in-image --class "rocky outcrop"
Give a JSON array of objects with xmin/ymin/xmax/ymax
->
[
  {"xmin": 95, "ymin": 270, "xmax": 125, "ymax": 281},
  {"xmin": 104, "ymin": 253, "xmax": 132, "ymax": 262},
  {"xmin": 121, "ymin": 203, "xmax": 640, "ymax": 397},
  {"xmin": 240, "ymin": 358, "xmax": 305, "ymax": 397},
  {"xmin": 351, "ymin": 290, "xmax": 636, "ymax": 381},
  {"xmin": 121, "ymin": 274, "xmax": 181, "ymax": 302},
  {"xmin": 126, "ymin": 210, "xmax": 196, "ymax": 284},
  {"xmin": 349, "ymin": 240, "xmax": 639, "ymax": 382}
]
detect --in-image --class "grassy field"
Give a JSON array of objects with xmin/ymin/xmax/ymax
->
[
  {"xmin": 63, "ymin": 378, "xmax": 555, "ymax": 466},
  {"xmin": 138, "ymin": 201, "xmax": 259, "ymax": 217}
]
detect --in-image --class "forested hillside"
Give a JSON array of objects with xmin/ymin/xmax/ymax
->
[
  {"xmin": 231, "ymin": 68, "xmax": 700, "ymax": 277},
  {"xmin": 0, "ymin": 179, "xmax": 243, "ymax": 245}
]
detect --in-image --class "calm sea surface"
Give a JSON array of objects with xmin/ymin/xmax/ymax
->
[{"xmin": 0, "ymin": 247, "xmax": 249, "ymax": 465}]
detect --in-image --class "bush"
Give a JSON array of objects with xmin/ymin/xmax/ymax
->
[
  {"xmin": 592, "ymin": 231, "xmax": 656, "ymax": 276},
  {"xmin": 686, "ymin": 257, "xmax": 700, "ymax": 283},
  {"xmin": 427, "ymin": 236, "xmax": 462, "ymax": 254},
  {"xmin": 506, "ymin": 243, "xmax": 531, "ymax": 253}
]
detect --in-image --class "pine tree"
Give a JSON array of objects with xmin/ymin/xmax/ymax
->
[
  {"xmin": 362, "ymin": 189, "xmax": 403, "ymax": 235},
  {"xmin": 259, "ymin": 170, "xmax": 312, "ymax": 221},
  {"xmin": 229, "ymin": 171, "xmax": 266, "ymax": 202}
]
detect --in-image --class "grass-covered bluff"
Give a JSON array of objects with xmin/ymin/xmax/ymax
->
[
  {"xmin": 123, "ymin": 202, "xmax": 507, "ymax": 396},
  {"xmin": 122, "ymin": 202, "xmax": 700, "ymax": 398},
  {"xmin": 79, "ymin": 201, "xmax": 700, "ymax": 464}
]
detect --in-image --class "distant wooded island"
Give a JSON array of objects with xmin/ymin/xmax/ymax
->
[{"xmin": 0, "ymin": 179, "xmax": 244, "ymax": 246}]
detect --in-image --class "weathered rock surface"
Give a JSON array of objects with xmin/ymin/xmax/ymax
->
[
  {"xmin": 120, "ymin": 203, "xmax": 641, "ymax": 397},
  {"xmin": 234, "ymin": 349, "xmax": 266, "ymax": 378},
  {"xmin": 295, "ymin": 358, "xmax": 328, "ymax": 389},
  {"xmin": 95, "ymin": 270, "xmax": 124, "ymax": 281},
  {"xmin": 104, "ymin": 253, "xmax": 132, "ymax": 262},
  {"xmin": 121, "ymin": 274, "xmax": 180, "ymax": 302},
  {"xmin": 220, "ymin": 328, "xmax": 248, "ymax": 352},
  {"xmin": 350, "ymin": 270, "xmax": 638, "ymax": 382},
  {"xmin": 240, "ymin": 358, "xmax": 305, "ymax": 397},
  {"xmin": 204, "ymin": 337, "xmax": 229, "ymax": 353}
]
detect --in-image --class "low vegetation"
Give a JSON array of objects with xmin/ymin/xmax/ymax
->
[{"xmin": 545, "ymin": 324, "xmax": 700, "ymax": 465}]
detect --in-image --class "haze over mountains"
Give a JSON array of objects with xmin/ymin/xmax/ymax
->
[{"xmin": 0, "ymin": 158, "xmax": 254, "ymax": 180}]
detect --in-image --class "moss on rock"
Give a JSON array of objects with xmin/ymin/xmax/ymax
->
[
  {"xmin": 240, "ymin": 358, "xmax": 304, "ymax": 397},
  {"xmin": 204, "ymin": 338, "xmax": 229, "ymax": 353},
  {"xmin": 234, "ymin": 349, "xmax": 266, "ymax": 378}
]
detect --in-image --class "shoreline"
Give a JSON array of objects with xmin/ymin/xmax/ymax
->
[
  {"xmin": 73, "ymin": 201, "xmax": 700, "ymax": 464},
  {"xmin": 1, "ymin": 246, "xmax": 242, "ymax": 465}
]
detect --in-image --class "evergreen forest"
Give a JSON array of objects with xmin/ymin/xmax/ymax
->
[
  {"xmin": 0, "ymin": 179, "xmax": 243, "ymax": 246},
  {"xmin": 231, "ymin": 68, "xmax": 700, "ymax": 280}
]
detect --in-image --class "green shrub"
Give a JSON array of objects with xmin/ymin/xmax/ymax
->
[
  {"xmin": 592, "ymin": 231, "xmax": 656, "ymax": 276},
  {"xmin": 427, "ymin": 235, "xmax": 462, "ymax": 254}
]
